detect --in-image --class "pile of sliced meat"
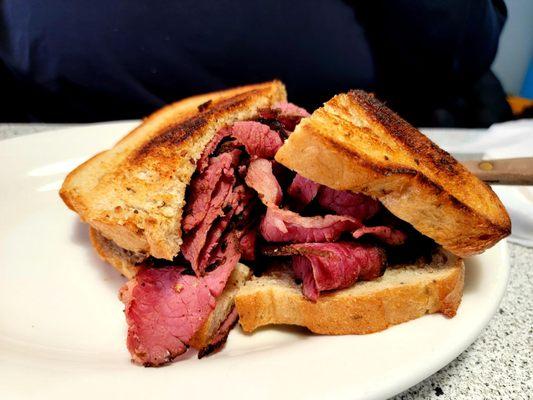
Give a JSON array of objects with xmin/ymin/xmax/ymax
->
[
  {"xmin": 119, "ymin": 102, "xmax": 310, "ymax": 366},
  {"xmin": 120, "ymin": 101, "xmax": 409, "ymax": 366},
  {"xmin": 245, "ymin": 154, "xmax": 406, "ymax": 302}
]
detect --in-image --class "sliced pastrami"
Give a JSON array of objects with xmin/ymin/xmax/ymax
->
[
  {"xmin": 273, "ymin": 102, "xmax": 310, "ymax": 118},
  {"xmin": 317, "ymin": 187, "xmax": 381, "ymax": 221},
  {"xmin": 352, "ymin": 226, "xmax": 407, "ymax": 246},
  {"xmin": 181, "ymin": 172, "xmax": 236, "ymax": 275},
  {"xmin": 245, "ymin": 158, "xmax": 282, "ymax": 207},
  {"xmin": 120, "ymin": 233, "xmax": 241, "ymax": 367},
  {"xmin": 230, "ymin": 121, "xmax": 283, "ymax": 159},
  {"xmin": 195, "ymin": 185, "xmax": 247, "ymax": 272},
  {"xmin": 203, "ymin": 233, "xmax": 241, "ymax": 297},
  {"xmin": 183, "ymin": 150, "xmax": 240, "ymax": 233},
  {"xmin": 290, "ymin": 242, "xmax": 386, "ymax": 301},
  {"xmin": 287, "ymin": 173, "xmax": 321, "ymax": 209},
  {"xmin": 260, "ymin": 207, "xmax": 361, "ymax": 243},
  {"xmin": 237, "ymin": 227, "xmax": 257, "ymax": 261},
  {"xmin": 259, "ymin": 102, "xmax": 310, "ymax": 131},
  {"xmin": 196, "ymin": 121, "xmax": 282, "ymax": 172},
  {"xmin": 119, "ymin": 267, "xmax": 215, "ymax": 366}
]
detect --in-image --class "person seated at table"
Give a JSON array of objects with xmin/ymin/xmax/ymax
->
[{"xmin": 0, "ymin": 0, "xmax": 512, "ymax": 127}]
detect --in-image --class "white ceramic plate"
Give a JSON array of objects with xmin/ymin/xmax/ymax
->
[{"xmin": 0, "ymin": 123, "xmax": 509, "ymax": 400}]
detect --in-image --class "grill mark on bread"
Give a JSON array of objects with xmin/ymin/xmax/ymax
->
[
  {"xmin": 134, "ymin": 94, "xmax": 254, "ymax": 161},
  {"xmin": 198, "ymin": 99, "xmax": 212, "ymax": 112},
  {"xmin": 321, "ymin": 136, "xmax": 508, "ymax": 237},
  {"xmin": 347, "ymin": 90, "xmax": 464, "ymax": 176},
  {"xmin": 135, "ymin": 116, "xmax": 209, "ymax": 160},
  {"xmin": 275, "ymin": 88, "xmax": 509, "ymax": 256},
  {"xmin": 321, "ymin": 136, "xmax": 418, "ymax": 179},
  {"xmin": 321, "ymin": 92, "xmax": 509, "ymax": 235}
]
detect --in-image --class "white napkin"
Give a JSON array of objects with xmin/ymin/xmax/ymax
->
[{"xmin": 423, "ymin": 119, "xmax": 533, "ymax": 247}]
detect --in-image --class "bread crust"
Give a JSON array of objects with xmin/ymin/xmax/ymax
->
[
  {"xmin": 275, "ymin": 90, "xmax": 510, "ymax": 257},
  {"xmin": 235, "ymin": 251, "xmax": 464, "ymax": 335},
  {"xmin": 61, "ymin": 81, "xmax": 287, "ymax": 260}
]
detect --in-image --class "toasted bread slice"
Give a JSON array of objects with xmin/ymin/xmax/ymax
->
[
  {"xmin": 235, "ymin": 249, "xmax": 464, "ymax": 334},
  {"xmin": 61, "ymin": 81, "xmax": 286, "ymax": 260},
  {"xmin": 90, "ymin": 226, "xmax": 250, "ymax": 349},
  {"xmin": 275, "ymin": 90, "xmax": 510, "ymax": 257},
  {"xmin": 89, "ymin": 227, "xmax": 145, "ymax": 279}
]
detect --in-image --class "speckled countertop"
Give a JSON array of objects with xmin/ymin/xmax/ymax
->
[{"xmin": 1, "ymin": 124, "xmax": 531, "ymax": 400}]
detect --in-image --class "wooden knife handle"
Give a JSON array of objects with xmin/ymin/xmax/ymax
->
[{"xmin": 462, "ymin": 157, "xmax": 533, "ymax": 185}]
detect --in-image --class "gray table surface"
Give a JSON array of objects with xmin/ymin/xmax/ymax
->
[{"xmin": 1, "ymin": 123, "xmax": 531, "ymax": 400}]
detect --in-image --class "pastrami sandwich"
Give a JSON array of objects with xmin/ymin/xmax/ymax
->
[{"xmin": 60, "ymin": 81, "xmax": 510, "ymax": 366}]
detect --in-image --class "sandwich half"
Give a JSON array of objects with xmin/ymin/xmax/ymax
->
[
  {"xmin": 61, "ymin": 81, "xmax": 286, "ymax": 260},
  {"xmin": 60, "ymin": 82, "xmax": 510, "ymax": 366},
  {"xmin": 275, "ymin": 90, "xmax": 510, "ymax": 257},
  {"xmin": 61, "ymin": 81, "xmax": 311, "ymax": 365},
  {"xmin": 235, "ymin": 90, "xmax": 510, "ymax": 334}
]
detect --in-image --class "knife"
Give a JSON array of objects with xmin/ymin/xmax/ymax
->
[{"xmin": 461, "ymin": 157, "xmax": 533, "ymax": 185}]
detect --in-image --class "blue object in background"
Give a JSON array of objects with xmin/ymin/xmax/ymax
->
[
  {"xmin": 0, "ymin": 0, "xmax": 508, "ymax": 125},
  {"xmin": 521, "ymin": 57, "xmax": 533, "ymax": 99}
]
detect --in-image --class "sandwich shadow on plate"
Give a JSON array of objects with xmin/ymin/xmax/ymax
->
[{"xmin": 238, "ymin": 323, "xmax": 313, "ymax": 337}]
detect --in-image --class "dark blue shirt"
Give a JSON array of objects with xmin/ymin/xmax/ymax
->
[{"xmin": 0, "ymin": 1, "xmax": 507, "ymax": 125}]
